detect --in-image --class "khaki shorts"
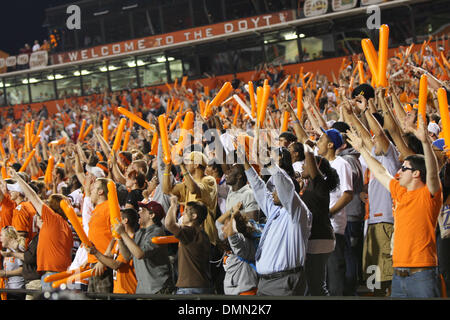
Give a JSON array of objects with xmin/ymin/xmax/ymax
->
[
  {"xmin": 25, "ymin": 279, "xmax": 42, "ymax": 300},
  {"xmin": 362, "ymin": 222, "xmax": 394, "ymax": 282}
]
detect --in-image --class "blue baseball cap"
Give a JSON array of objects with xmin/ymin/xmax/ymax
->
[
  {"xmin": 320, "ymin": 127, "xmax": 343, "ymax": 150},
  {"xmin": 432, "ymin": 138, "xmax": 445, "ymax": 151}
]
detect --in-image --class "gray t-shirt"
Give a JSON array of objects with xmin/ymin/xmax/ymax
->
[
  {"xmin": 133, "ymin": 225, "xmax": 173, "ymax": 294},
  {"xmin": 225, "ymin": 184, "xmax": 259, "ymax": 214},
  {"xmin": 363, "ymin": 142, "xmax": 400, "ymax": 224}
]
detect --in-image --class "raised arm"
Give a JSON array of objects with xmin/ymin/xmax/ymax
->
[
  {"xmin": 10, "ymin": 170, "xmax": 44, "ymax": 216},
  {"xmin": 346, "ymin": 128, "xmax": 393, "ymax": 190},
  {"xmin": 164, "ymin": 195, "xmax": 182, "ymax": 236}
]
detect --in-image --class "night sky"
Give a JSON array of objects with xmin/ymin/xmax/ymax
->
[{"xmin": 1, "ymin": 0, "xmax": 77, "ymax": 55}]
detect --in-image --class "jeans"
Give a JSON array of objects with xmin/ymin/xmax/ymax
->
[
  {"xmin": 344, "ymin": 221, "xmax": 364, "ymax": 296},
  {"xmin": 176, "ymin": 287, "xmax": 214, "ymax": 295},
  {"xmin": 257, "ymin": 268, "xmax": 307, "ymax": 296},
  {"xmin": 436, "ymin": 227, "xmax": 450, "ymax": 297},
  {"xmin": 391, "ymin": 267, "xmax": 441, "ymax": 298},
  {"xmin": 305, "ymin": 252, "xmax": 331, "ymax": 296},
  {"xmin": 327, "ymin": 234, "xmax": 346, "ymax": 296},
  {"xmin": 41, "ymin": 272, "xmax": 58, "ymax": 292}
]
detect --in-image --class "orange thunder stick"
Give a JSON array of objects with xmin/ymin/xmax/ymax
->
[
  {"xmin": 31, "ymin": 134, "xmax": 41, "ymax": 148},
  {"xmin": 297, "ymin": 87, "xmax": 304, "ymax": 120},
  {"xmin": 52, "ymin": 269, "xmax": 94, "ymax": 289},
  {"xmin": 18, "ymin": 149, "xmax": 36, "ymax": 172},
  {"xmin": 152, "ymin": 236, "xmax": 179, "ymax": 244},
  {"xmin": 315, "ymin": 88, "xmax": 323, "ymax": 104},
  {"xmin": 233, "ymin": 105, "xmax": 240, "ymax": 125},
  {"xmin": 206, "ymin": 82, "xmax": 233, "ymax": 117},
  {"xmin": 0, "ymin": 141, "xmax": 6, "ymax": 160},
  {"xmin": 24, "ymin": 122, "xmax": 30, "ymax": 152},
  {"xmin": 158, "ymin": 115, "xmax": 171, "ymax": 164},
  {"xmin": 417, "ymin": 74, "xmax": 428, "ymax": 128},
  {"xmin": 377, "ymin": 24, "xmax": 389, "ymax": 87},
  {"xmin": 44, "ymin": 266, "xmax": 90, "ymax": 283},
  {"xmin": 174, "ymin": 111, "xmax": 195, "ymax": 155},
  {"xmin": 248, "ymin": 81, "xmax": 256, "ymax": 118},
  {"xmin": 117, "ymin": 107, "xmax": 156, "ymax": 132},
  {"xmin": 78, "ymin": 119, "xmax": 86, "ymax": 142},
  {"xmin": 8, "ymin": 132, "xmax": 15, "ymax": 153},
  {"xmin": 277, "ymin": 75, "xmax": 291, "ymax": 91},
  {"xmin": 111, "ymin": 118, "xmax": 127, "ymax": 154},
  {"xmin": 79, "ymin": 124, "xmax": 93, "ymax": 141},
  {"xmin": 361, "ymin": 39, "xmax": 379, "ymax": 85},
  {"xmin": 44, "ymin": 156, "xmax": 54, "ymax": 184},
  {"xmin": 149, "ymin": 132, "xmax": 159, "ymax": 156},
  {"xmin": 438, "ymin": 88, "xmax": 450, "ymax": 156},
  {"xmin": 102, "ymin": 118, "xmax": 109, "ymax": 141},
  {"xmin": 107, "ymin": 180, "xmax": 122, "ymax": 239},
  {"xmin": 281, "ymin": 111, "xmax": 290, "ymax": 132},
  {"xmin": 60, "ymin": 199, "xmax": 92, "ymax": 248},
  {"xmin": 169, "ymin": 113, "xmax": 182, "ymax": 133},
  {"xmin": 122, "ymin": 130, "xmax": 131, "ymax": 151},
  {"xmin": 357, "ymin": 61, "xmax": 365, "ymax": 84},
  {"xmin": 257, "ymin": 85, "xmax": 270, "ymax": 128},
  {"xmin": 35, "ymin": 120, "xmax": 44, "ymax": 138}
]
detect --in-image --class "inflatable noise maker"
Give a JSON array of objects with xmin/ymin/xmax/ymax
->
[
  {"xmin": 204, "ymin": 82, "xmax": 233, "ymax": 118},
  {"xmin": 60, "ymin": 199, "xmax": 92, "ymax": 248},
  {"xmin": 117, "ymin": 107, "xmax": 156, "ymax": 132},
  {"xmin": 438, "ymin": 88, "xmax": 450, "ymax": 157},
  {"xmin": 417, "ymin": 74, "xmax": 428, "ymax": 128},
  {"xmin": 107, "ymin": 180, "xmax": 122, "ymax": 239},
  {"xmin": 152, "ymin": 235, "xmax": 179, "ymax": 244},
  {"xmin": 51, "ymin": 269, "xmax": 95, "ymax": 289}
]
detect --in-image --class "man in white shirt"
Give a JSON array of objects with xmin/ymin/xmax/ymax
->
[
  {"xmin": 32, "ymin": 40, "xmax": 40, "ymax": 52},
  {"xmin": 317, "ymin": 128, "xmax": 353, "ymax": 296}
]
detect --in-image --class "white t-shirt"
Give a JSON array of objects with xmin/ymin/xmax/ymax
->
[
  {"xmin": 81, "ymin": 196, "xmax": 94, "ymax": 235},
  {"xmin": 3, "ymin": 249, "xmax": 24, "ymax": 289},
  {"xmin": 293, "ymin": 160, "xmax": 304, "ymax": 175},
  {"xmin": 329, "ymin": 156, "xmax": 353, "ymax": 235}
]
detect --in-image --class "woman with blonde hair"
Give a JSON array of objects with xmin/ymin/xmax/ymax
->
[{"xmin": 0, "ymin": 226, "xmax": 26, "ymax": 299}]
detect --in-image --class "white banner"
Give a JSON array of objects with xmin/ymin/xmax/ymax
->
[
  {"xmin": 6, "ymin": 56, "xmax": 16, "ymax": 67},
  {"xmin": 304, "ymin": 0, "xmax": 328, "ymax": 17},
  {"xmin": 0, "ymin": 58, "xmax": 5, "ymax": 69},
  {"xmin": 17, "ymin": 54, "xmax": 29, "ymax": 65},
  {"xmin": 361, "ymin": 0, "xmax": 386, "ymax": 5},
  {"xmin": 332, "ymin": 0, "xmax": 358, "ymax": 11},
  {"xmin": 29, "ymin": 51, "xmax": 49, "ymax": 69}
]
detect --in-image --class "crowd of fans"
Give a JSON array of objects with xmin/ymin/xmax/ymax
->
[{"xmin": 0, "ymin": 34, "xmax": 449, "ymax": 300}]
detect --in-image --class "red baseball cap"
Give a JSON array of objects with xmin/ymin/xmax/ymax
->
[{"xmin": 137, "ymin": 200, "xmax": 165, "ymax": 220}]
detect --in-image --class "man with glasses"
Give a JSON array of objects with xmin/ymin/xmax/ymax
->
[
  {"xmin": 116, "ymin": 200, "xmax": 174, "ymax": 294},
  {"xmin": 346, "ymin": 115, "xmax": 443, "ymax": 298}
]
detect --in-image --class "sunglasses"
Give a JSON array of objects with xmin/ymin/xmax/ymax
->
[{"xmin": 400, "ymin": 165, "xmax": 415, "ymax": 172}]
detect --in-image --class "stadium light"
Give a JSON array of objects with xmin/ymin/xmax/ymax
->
[
  {"xmin": 122, "ymin": 4, "xmax": 138, "ymax": 10},
  {"xmin": 22, "ymin": 78, "xmax": 38, "ymax": 84},
  {"xmin": 127, "ymin": 60, "xmax": 145, "ymax": 67},
  {"xmin": 93, "ymin": 10, "xmax": 109, "ymax": 16},
  {"xmin": 47, "ymin": 74, "xmax": 64, "ymax": 80},
  {"xmin": 283, "ymin": 32, "xmax": 298, "ymax": 40},
  {"xmin": 299, "ymin": 33, "xmax": 306, "ymax": 38},
  {"xmin": 74, "ymin": 70, "xmax": 91, "ymax": 76}
]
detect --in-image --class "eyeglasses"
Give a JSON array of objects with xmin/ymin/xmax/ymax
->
[{"xmin": 400, "ymin": 165, "xmax": 415, "ymax": 172}]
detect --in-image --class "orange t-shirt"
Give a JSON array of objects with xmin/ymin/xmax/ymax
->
[
  {"xmin": 87, "ymin": 201, "xmax": 112, "ymax": 264},
  {"xmin": 390, "ymin": 179, "xmax": 442, "ymax": 268},
  {"xmin": 112, "ymin": 240, "xmax": 137, "ymax": 294},
  {"xmin": 37, "ymin": 205, "xmax": 73, "ymax": 272},
  {"xmin": 12, "ymin": 201, "xmax": 37, "ymax": 245},
  {"xmin": 0, "ymin": 194, "xmax": 15, "ymax": 230}
]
